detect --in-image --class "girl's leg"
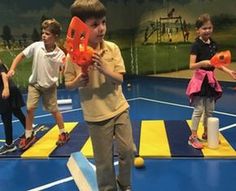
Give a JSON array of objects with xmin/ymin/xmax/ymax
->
[
  {"xmin": 12, "ymin": 108, "xmax": 26, "ymax": 129},
  {"xmin": 189, "ymin": 96, "xmax": 205, "ymax": 149},
  {"xmin": 1, "ymin": 112, "xmax": 13, "ymax": 145},
  {"xmin": 202, "ymin": 97, "xmax": 215, "ymax": 137},
  {"xmin": 0, "ymin": 112, "xmax": 17, "ymax": 154},
  {"xmin": 191, "ymin": 96, "xmax": 204, "ymax": 136}
]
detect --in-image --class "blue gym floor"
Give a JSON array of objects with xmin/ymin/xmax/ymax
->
[{"xmin": 1, "ymin": 76, "xmax": 236, "ymax": 191}]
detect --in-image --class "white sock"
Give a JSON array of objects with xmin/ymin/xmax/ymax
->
[
  {"xmin": 25, "ymin": 130, "xmax": 33, "ymax": 138},
  {"xmin": 59, "ymin": 128, "xmax": 65, "ymax": 134}
]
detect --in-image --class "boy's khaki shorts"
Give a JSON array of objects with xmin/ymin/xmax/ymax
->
[{"xmin": 27, "ymin": 83, "xmax": 58, "ymax": 112}]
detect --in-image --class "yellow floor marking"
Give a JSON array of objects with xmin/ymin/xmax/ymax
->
[
  {"xmin": 21, "ymin": 122, "xmax": 78, "ymax": 158},
  {"xmin": 81, "ymin": 137, "xmax": 94, "ymax": 158},
  {"xmin": 187, "ymin": 120, "xmax": 236, "ymax": 157},
  {"xmin": 139, "ymin": 120, "xmax": 171, "ymax": 157}
]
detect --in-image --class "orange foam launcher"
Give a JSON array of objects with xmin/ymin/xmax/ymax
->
[
  {"xmin": 65, "ymin": 17, "xmax": 94, "ymax": 74},
  {"xmin": 210, "ymin": 50, "xmax": 231, "ymax": 67}
]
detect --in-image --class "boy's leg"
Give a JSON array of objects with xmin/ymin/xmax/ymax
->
[
  {"xmin": 52, "ymin": 111, "xmax": 70, "ymax": 146},
  {"xmin": 25, "ymin": 108, "xmax": 35, "ymax": 134},
  {"xmin": 26, "ymin": 84, "xmax": 40, "ymax": 133},
  {"xmin": 115, "ymin": 110, "xmax": 134, "ymax": 189},
  {"xmin": 18, "ymin": 108, "xmax": 37, "ymax": 150},
  {"xmin": 52, "ymin": 111, "xmax": 64, "ymax": 130},
  {"xmin": 42, "ymin": 84, "xmax": 69, "ymax": 145},
  {"xmin": 18, "ymin": 85, "xmax": 39, "ymax": 150},
  {"xmin": 88, "ymin": 119, "xmax": 117, "ymax": 191}
]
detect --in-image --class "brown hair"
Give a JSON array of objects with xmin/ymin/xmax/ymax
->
[
  {"xmin": 41, "ymin": 18, "xmax": 62, "ymax": 36},
  {"xmin": 70, "ymin": 0, "xmax": 106, "ymax": 22},
  {"xmin": 195, "ymin": 13, "xmax": 212, "ymax": 29}
]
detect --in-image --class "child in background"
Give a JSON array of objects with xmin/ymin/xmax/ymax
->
[
  {"xmin": 0, "ymin": 59, "xmax": 26, "ymax": 154},
  {"xmin": 7, "ymin": 18, "xmax": 69, "ymax": 150},
  {"xmin": 186, "ymin": 13, "xmax": 236, "ymax": 149},
  {"xmin": 64, "ymin": 0, "xmax": 134, "ymax": 190}
]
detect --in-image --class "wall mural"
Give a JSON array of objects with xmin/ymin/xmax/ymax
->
[{"xmin": 0, "ymin": 0, "xmax": 235, "ymax": 88}]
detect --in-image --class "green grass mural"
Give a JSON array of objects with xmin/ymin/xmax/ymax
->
[{"xmin": 0, "ymin": 0, "xmax": 236, "ymax": 88}]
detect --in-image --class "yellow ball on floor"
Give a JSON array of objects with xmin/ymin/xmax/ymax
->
[{"xmin": 134, "ymin": 156, "xmax": 145, "ymax": 168}]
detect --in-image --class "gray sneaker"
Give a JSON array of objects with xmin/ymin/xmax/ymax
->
[{"xmin": 0, "ymin": 144, "xmax": 17, "ymax": 155}]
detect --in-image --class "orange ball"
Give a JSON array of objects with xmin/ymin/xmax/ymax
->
[{"xmin": 134, "ymin": 156, "xmax": 145, "ymax": 168}]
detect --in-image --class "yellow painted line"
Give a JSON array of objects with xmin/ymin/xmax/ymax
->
[
  {"xmin": 139, "ymin": 120, "xmax": 171, "ymax": 157},
  {"xmin": 21, "ymin": 122, "xmax": 78, "ymax": 158},
  {"xmin": 0, "ymin": 139, "xmax": 5, "ymax": 143},
  {"xmin": 187, "ymin": 120, "xmax": 236, "ymax": 157},
  {"xmin": 81, "ymin": 137, "xmax": 94, "ymax": 158}
]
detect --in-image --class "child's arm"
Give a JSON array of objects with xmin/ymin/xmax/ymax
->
[
  {"xmin": 64, "ymin": 56, "xmax": 89, "ymax": 89},
  {"xmin": 65, "ymin": 73, "xmax": 89, "ymax": 89},
  {"xmin": 218, "ymin": 66, "xmax": 236, "ymax": 80},
  {"xmin": 92, "ymin": 52, "xmax": 123, "ymax": 85},
  {"xmin": 1, "ymin": 72, "xmax": 10, "ymax": 99},
  {"xmin": 189, "ymin": 54, "xmax": 212, "ymax": 70},
  {"xmin": 7, "ymin": 52, "xmax": 26, "ymax": 77}
]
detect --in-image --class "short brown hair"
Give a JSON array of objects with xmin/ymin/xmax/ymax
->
[
  {"xmin": 195, "ymin": 13, "xmax": 212, "ymax": 29},
  {"xmin": 41, "ymin": 18, "xmax": 62, "ymax": 36},
  {"xmin": 70, "ymin": 0, "xmax": 106, "ymax": 22}
]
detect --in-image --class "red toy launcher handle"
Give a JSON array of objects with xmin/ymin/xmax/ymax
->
[
  {"xmin": 65, "ymin": 17, "xmax": 94, "ymax": 74},
  {"xmin": 210, "ymin": 50, "xmax": 231, "ymax": 67}
]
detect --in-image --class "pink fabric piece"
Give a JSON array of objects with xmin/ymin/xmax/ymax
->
[{"xmin": 186, "ymin": 69, "xmax": 222, "ymax": 103}]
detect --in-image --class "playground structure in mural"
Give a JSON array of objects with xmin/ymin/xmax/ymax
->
[{"xmin": 144, "ymin": 9, "xmax": 190, "ymax": 44}]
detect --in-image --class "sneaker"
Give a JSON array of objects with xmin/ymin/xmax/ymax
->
[
  {"xmin": 18, "ymin": 134, "xmax": 36, "ymax": 150},
  {"xmin": 56, "ymin": 132, "xmax": 70, "ymax": 146},
  {"xmin": 19, "ymin": 134, "xmax": 26, "ymax": 140},
  {"xmin": 117, "ymin": 178, "xmax": 132, "ymax": 191},
  {"xmin": 0, "ymin": 144, "xmax": 17, "ymax": 155},
  {"xmin": 188, "ymin": 135, "xmax": 203, "ymax": 149}
]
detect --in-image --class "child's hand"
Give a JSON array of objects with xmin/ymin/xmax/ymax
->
[
  {"xmin": 219, "ymin": 66, "xmax": 236, "ymax": 80},
  {"xmin": 7, "ymin": 69, "xmax": 15, "ymax": 77},
  {"xmin": 92, "ymin": 51, "xmax": 109, "ymax": 74},
  {"xmin": 74, "ymin": 73, "xmax": 89, "ymax": 87},
  {"xmin": 93, "ymin": 61, "xmax": 107, "ymax": 74},
  {"xmin": 2, "ymin": 88, "xmax": 10, "ymax": 99},
  {"xmin": 228, "ymin": 70, "xmax": 236, "ymax": 80},
  {"xmin": 201, "ymin": 60, "xmax": 212, "ymax": 68}
]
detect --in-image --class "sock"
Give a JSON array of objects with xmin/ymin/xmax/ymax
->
[
  {"xmin": 59, "ymin": 128, "xmax": 65, "ymax": 134},
  {"xmin": 25, "ymin": 130, "xmax": 33, "ymax": 138}
]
